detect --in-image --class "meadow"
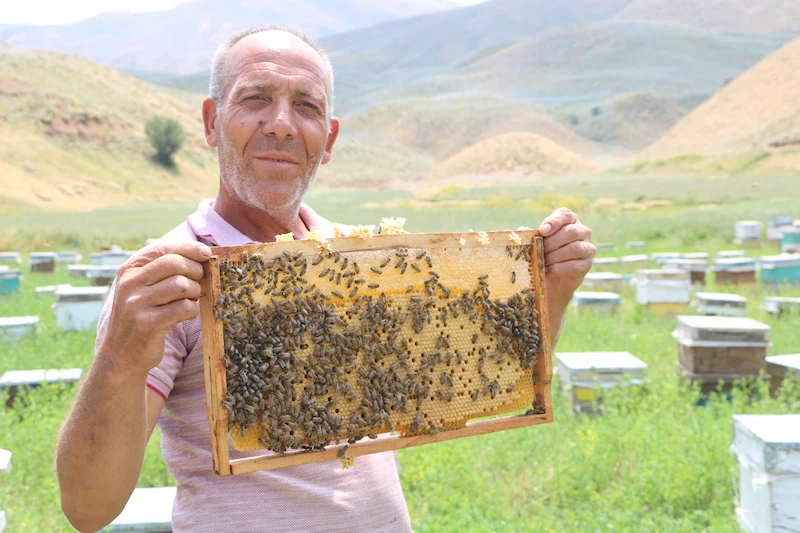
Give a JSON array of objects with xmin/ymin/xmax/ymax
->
[{"xmin": 1, "ymin": 174, "xmax": 799, "ymax": 532}]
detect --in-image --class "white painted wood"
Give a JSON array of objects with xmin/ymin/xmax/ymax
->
[
  {"xmin": 53, "ymin": 287, "xmax": 110, "ymax": 332},
  {"xmin": 104, "ymin": 486, "xmax": 175, "ymax": 532},
  {"xmin": 717, "ymin": 250, "xmax": 747, "ymax": 259},
  {"xmin": 675, "ymin": 316, "xmax": 770, "ymax": 345},
  {"xmin": 0, "ymin": 316, "xmax": 39, "ymax": 343},
  {"xmin": 0, "ymin": 448, "xmax": 11, "ymax": 473},
  {"xmin": 29, "ymin": 252, "xmax": 57, "ymax": 265},
  {"xmin": 692, "ymin": 292, "xmax": 748, "ymax": 317},
  {"xmin": 763, "ymin": 297, "xmax": 800, "ymax": 315},
  {"xmin": 735, "ymin": 221, "xmax": 762, "ymax": 241},
  {"xmin": 636, "ymin": 269, "xmax": 691, "ymax": 304},
  {"xmin": 555, "ymin": 352, "xmax": 647, "ymax": 388},
  {"xmin": 0, "ymin": 252, "xmax": 21, "ymax": 264},
  {"xmin": 0, "ymin": 368, "xmax": 82, "ymax": 388},
  {"xmin": 55, "ymin": 252, "xmax": 82, "ymax": 264}
]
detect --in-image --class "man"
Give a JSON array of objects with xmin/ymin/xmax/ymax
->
[{"xmin": 56, "ymin": 26, "xmax": 595, "ymax": 533}]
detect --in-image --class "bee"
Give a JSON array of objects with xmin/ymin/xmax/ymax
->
[
  {"xmin": 370, "ymin": 267, "xmax": 383, "ymax": 275},
  {"xmin": 511, "ymin": 271, "xmax": 516, "ymax": 284},
  {"xmin": 406, "ymin": 285, "xmax": 414, "ymax": 293},
  {"xmin": 380, "ymin": 257, "xmax": 391, "ymax": 269},
  {"xmin": 332, "ymin": 291, "xmax": 344, "ymax": 299}
]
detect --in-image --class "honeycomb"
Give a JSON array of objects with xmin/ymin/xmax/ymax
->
[{"xmin": 212, "ymin": 233, "xmax": 544, "ymax": 454}]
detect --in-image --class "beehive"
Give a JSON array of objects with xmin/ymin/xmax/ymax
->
[
  {"xmin": 29, "ymin": 252, "xmax": 57, "ymax": 273},
  {"xmin": 713, "ymin": 257, "xmax": 757, "ymax": 285},
  {"xmin": 732, "ymin": 414, "xmax": 800, "ymax": 533},
  {"xmin": 0, "ymin": 368, "xmax": 82, "ymax": 407},
  {"xmin": 762, "ymin": 296, "xmax": 800, "ymax": 316},
  {"xmin": 67, "ymin": 265, "xmax": 93, "ymax": 278},
  {"xmin": 620, "ymin": 254, "xmax": 649, "ymax": 270},
  {"xmin": 0, "ymin": 448, "xmax": 9, "ymax": 533},
  {"xmin": 53, "ymin": 286, "xmax": 110, "ymax": 332},
  {"xmin": 581, "ymin": 272, "xmax": 624, "ymax": 291},
  {"xmin": 0, "ymin": 252, "xmax": 21, "ymax": 264},
  {"xmin": 765, "ymin": 354, "xmax": 800, "ymax": 396},
  {"xmin": 199, "ymin": 229, "xmax": 551, "ymax": 475},
  {"xmin": 35, "ymin": 284, "xmax": 72, "ymax": 297},
  {"xmin": 0, "ymin": 316, "xmax": 39, "ymax": 344},
  {"xmin": 107, "ymin": 487, "xmax": 175, "ymax": 532},
  {"xmin": 682, "ymin": 252, "xmax": 710, "ymax": 260},
  {"xmin": 734, "ymin": 221, "xmax": 762, "ymax": 247},
  {"xmin": 779, "ymin": 227, "xmax": 800, "ymax": 253},
  {"xmin": 758, "ymin": 254, "xmax": 800, "ymax": 285},
  {"xmin": 766, "ymin": 214, "xmax": 794, "ymax": 244},
  {"xmin": 555, "ymin": 352, "xmax": 647, "ymax": 414},
  {"xmin": 572, "ymin": 291, "xmax": 621, "ymax": 314},
  {"xmin": 0, "ymin": 270, "xmax": 21, "ymax": 295},
  {"xmin": 691, "ymin": 292, "xmax": 748, "ymax": 317},
  {"xmin": 595, "ymin": 242, "xmax": 615, "ymax": 251},
  {"xmin": 651, "ymin": 252, "xmax": 682, "ymax": 265},
  {"xmin": 673, "ymin": 316, "xmax": 770, "ymax": 376},
  {"xmin": 592, "ymin": 257, "xmax": 620, "ymax": 271},
  {"xmin": 664, "ymin": 258, "xmax": 708, "ymax": 285},
  {"xmin": 636, "ymin": 269, "xmax": 691, "ymax": 315},
  {"xmin": 56, "ymin": 251, "xmax": 82, "ymax": 264},
  {"xmin": 625, "ymin": 241, "xmax": 647, "ymax": 249},
  {"xmin": 86, "ymin": 265, "xmax": 120, "ymax": 286},
  {"xmin": 717, "ymin": 250, "xmax": 747, "ymax": 259}
]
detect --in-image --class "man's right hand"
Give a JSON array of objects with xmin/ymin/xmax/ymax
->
[{"xmin": 96, "ymin": 241, "xmax": 212, "ymax": 378}]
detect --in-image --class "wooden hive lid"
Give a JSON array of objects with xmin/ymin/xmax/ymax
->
[
  {"xmin": 0, "ymin": 316, "xmax": 39, "ymax": 327},
  {"xmin": 732, "ymin": 414, "xmax": 800, "ymax": 473},
  {"xmin": 694, "ymin": 292, "xmax": 747, "ymax": 304},
  {"xmin": 0, "ymin": 368, "xmax": 82, "ymax": 387}
]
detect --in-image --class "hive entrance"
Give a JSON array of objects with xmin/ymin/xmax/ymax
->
[{"xmin": 200, "ymin": 230, "xmax": 552, "ymax": 474}]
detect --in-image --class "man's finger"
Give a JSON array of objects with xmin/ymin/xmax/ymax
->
[
  {"xmin": 545, "ymin": 258, "xmax": 593, "ymax": 278},
  {"xmin": 136, "ymin": 254, "xmax": 206, "ymax": 287},
  {"xmin": 128, "ymin": 241, "xmax": 212, "ymax": 269},
  {"xmin": 544, "ymin": 241, "xmax": 596, "ymax": 267},
  {"xmin": 543, "ymin": 223, "xmax": 592, "ymax": 253},
  {"xmin": 144, "ymin": 275, "xmax": 203, "ymax": 306},
  {"xmin": 539, "ymin": 208, "xmax": 578, "ymax": 237}
]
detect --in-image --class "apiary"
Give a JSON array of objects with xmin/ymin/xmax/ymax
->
[
  {"xmin": 620, "ymin": 254, "xmax": 649, "ymax": 269},
  {"xmin": 664, "ymin": 258, "xmax": 708, "ymax": 285},
  {"xmin": 29, "ymin": 252, "xmax": 57, "ymax": 273},
  {"xmin": 779, "ymin": 227, "xmax": 800, "ymax": 253},
  {"xmin": 554, "ymin": 352, "xmax": 647, "ymax": 414},
  {"xmin": 765, "ymin": 354, "xmax": 800, "ymax": 396},
  {"xmin": 713, "ymin": 257, "xmax": 757, "ymax": 285},
  {"xmin": 734, "ymin": 221, "xmax": 762, "ymax": 247},
  {"xmin": 691, "ymin": 292, "xmax": 748, "ymax": 317},
  {"xmin": 763, "ymin": 296, "xmax": 800, "ymax": 316},
  {"xmin": 572, "ymin": 291, "xmax": 621, "ymax": 314},
  {"xmin": 199, "ymin": 228, "xmax": 551, "ymax": 475},
  {"xmin": 581, "ymin": 272, "xmax": 625, "ymax": 291},
  {"xmin": 0, "ymin": 270, "xmax": 21, "ymax": 295},
  {"xmin": 732, "ymin": 414, "xmax": 800, "ymax": 533},
  {"xmin": 105, "ymin": 486, "xmax": 175, "ymax": 532},
  {"xmin": 67, "ymin": 264, "xmax": 93, "ymax": 278},
  {"xmin": 595, "ymin": 242, "xmax": 615, "ymax": 251},
  {"xmin": 0, "ymin": 252, "xmax": 21, "ymax": 264},
  {"xmin": 673, "ymin": 316, "xmax": 770, "ymax": 376},
  {"xmin": 0, "ymin": 316, "xmax": 39, "ymax": 344},
  {"xmin": 651, "ymin": 252, "xmax": 682, "ymax": 265},
  {"xmin": 767, "ymin": 214, "xmax": 795, "ymax": 245},
  {"xmin": 1, "ymin": 368, "xmax": 83, "ymax": 407},
  {"xmin": 53, "ymin": 286, "xmax": 110, "ymax": 332},
  {"xmin": 625, "ymin": 241, "xmax": 647, "ymax": 249},
  {"xmin": 758, "ymin": 254, "xmax": 800, "ymax": 284},
  {"xmin": 86, "ymin": 265, "xmax": 120, "ymax": 286},
  {"xmin": 635, "ymin": 269, "xmax": 690, "ymax": 315},
  {"xmin": 592, "ymin": 257, "xmax": 620, "ymax": 271},
  {"xmin": 56, "ymin": 251, "xmax": 82, "ymax": 264}
]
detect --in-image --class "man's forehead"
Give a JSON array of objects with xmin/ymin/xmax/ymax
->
[{"xmin": 226, "ymin": 31, "xmax": 327, "ymax": 81}]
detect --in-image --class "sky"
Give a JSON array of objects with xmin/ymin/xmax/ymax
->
[{"xmin": 1, "ymin": 0, "xmax": 486, "ymax": 25}]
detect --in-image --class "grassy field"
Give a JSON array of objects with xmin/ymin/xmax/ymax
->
[{"xmin": 1, "ymin": 182, "xmax": 799, "ymax": 532}]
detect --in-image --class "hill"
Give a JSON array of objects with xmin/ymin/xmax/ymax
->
[
  {"xmin": 0, "ymin": 44, "xmax": 219, "ymax": 211},
  {"xmin": 0, "ymin": 0, "xmax": 463, "ymax": 75},
  {"xmin": 431, "ymin": 132, "xmax": 597, "ymax": 178},
  {"xmin": 640, "ymin": 37, "xmax": 800, "ymax": 161},
  {"xmin": 345, "ymin": 95, "xmax": 599, "ymax": 160}
]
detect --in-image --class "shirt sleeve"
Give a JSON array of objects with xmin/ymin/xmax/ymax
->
[{"xmin": 95, "ymin": 280, "xmax": 189, "ymax": 401}]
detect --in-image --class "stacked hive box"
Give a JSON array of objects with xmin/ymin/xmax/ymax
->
[
  {"xmin": 67, "ymin": 265, "xmax": 93, "ymax": 278},
  {"xmin": 765, "ymin": 354, "xmax": 800, "ymax": 396},
  {"xmin": 0, "ymin": 270, "xmax": 20, "ymax": 295},
  {"xmin": 691, "ymin": 292, "xmax": 748, "ymax": 317},
  {"xmin": 56, "ymin": 251, "xmax": 82, "ymax": 265},
  {"xmin": 780, "ymin": 227, "xmax": 800, "ymax": 253},
  {"xmin": 713, "ymin": 257, "xmax": 757, "ymax": 285},
  {"xmin": 86, "ymin": 265, "xmax": 120, "ymax": 286},
  {"xmin": 665, "ymin": 257, "xmax": 708, "ymax": 285},
  {"xmin": 734, "ymin": 221, "xmax": 762, "ymax": 248},
  {"xmin": 732, "ymin": 415, "xmax": 800, "ymax": 533},
  {"xmin": 53, "ymin": 286, "xmax": 110, "ymax": 332},
  {"xmin": 554, "ymin": 352, "xmax": 647, "ymax": 414},
  {"xmin": 758, "ymin": 254, "xmax": 800, "ymax": 285},
  {"xmin": 0, "ymin": 317, "xmax": 39, "ymax": 343},
  {"xmin": 0, "ymin": 448, "xmax": 10, "ymax": 532},
  {"xmin": 29, "ymin": 252, "xmax": 57, "ymax": 273},
  {"xmin": 636, "ymin": 269, "xmax": 691, "ymax": 315},
  {"xmin": 762, "ymin": 296, "xmax": 800, "ymax": 316},
  {"xmin": 766, "ymin": 214, "xmax": 794, "ymax": 247},
  {"xmin": 581, "ymin": 272, "xmax": 624, "ymax": 291},
  {"xmin": 674, "ymin": 316, "xmax": 770, "ymax": 395},
  {"xmin": 571, "ymin": 292, "xmax": 621, "ymax": 314}
]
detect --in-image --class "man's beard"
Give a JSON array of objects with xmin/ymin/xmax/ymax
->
[{"xmin": 216, "ymin": 124, "xmax": 323, "ymax": 212}]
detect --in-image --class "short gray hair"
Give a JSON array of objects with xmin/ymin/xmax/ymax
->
[{"xmin": 209, "ymin": 25, "xmax": 334, "ymax": 120}]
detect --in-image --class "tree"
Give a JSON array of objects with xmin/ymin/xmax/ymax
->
[{"xmin": 145, "ymin": 115, "xmax": 184, "ymax": 166}]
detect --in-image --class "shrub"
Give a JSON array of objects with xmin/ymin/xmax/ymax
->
[{"xmin": 145, "ymin": 115, "xmax": 184, "ymax": 166}]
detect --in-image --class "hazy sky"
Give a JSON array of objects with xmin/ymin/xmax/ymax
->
[{"xmin": 2, "ymin": 0, "xmax": 486, "ymax": 25}]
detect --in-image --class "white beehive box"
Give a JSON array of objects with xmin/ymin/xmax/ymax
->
[
  {"xmin": 635, "ymin": 269, "xmax": 691, "ymax": 304},
  {"xmin": 767, "ymin": 215, "xmax": 795, "ymax": 242},
  {"xmin": 98, "ymin": 251, "xmax": 131, "ymax": 267},
  {"xmin": 592, "ymin": 257, "xmax": 620, "ymax": 270},
  {"xmin": 674, "ymin": 316, "xmax": 770, "ymax": 345},
  {"xmin": 0, "ymin": 368, "xmax": 83, "ymax": 389},
  {"xmin": 67, "ymin": 265, "xmax": 94, "ymax": 278},
  {"xmin": 0, "ymin": 447, "xmax": 9, "ymax": 532},
  {"xmin": 89, "ymin": 252, "xmax": 104, "ymax": 265},
  {"xmin": 664, "ymin": 258, "xmax": 708, "ymax": 272},
  {"xmin": 53, "ymin": 286, "xmax": 110, "ymax": 332},
  {"xmin": 555, "ymin": 352, "xmax": 647, "ymax": 413},
  {"xmin": 621, "ymin": 254, "xmax": 649, "ymax": 267},
  {"xmin": 625, "ymin": 241, "xmax": 647, "ymax": 249},
  {"xmin": 582, "ymin": 272, "xmax": 625, "ymax": 290},
  {"xmin": 735, "ymin": 221, "xmax": 762, "ymax": 242},
  {"xmin": 682, "ymin": 252, "xmax": 711, "ymax": 260},
  {"xmin": 103, "ymin": 486, "xmax": 175, "ymax": 532},
  {"xmin": 35, "ymin": 284, "xmax": 72, "ymax": 296},
  {"xmin": 0, "ymin": 266, "xmax": 7, "ymax": 272},
  {"xmin": 713, "ymin": 257, "xmax": 757, "ymax": 272},
  {"xmin": 56, "ymin": 251, "xmax": 83, "ymax": 264},
  {"xmin": 692, "ymin": 292, "xmax": 748, "ymax": 317},
  {"xmin": 595, "ymin": 242, "xmax": 615, "ymax": 251},
  {"xmin": 0, "ymin": 316, "xmax": 39, "ymax": 343},
  {"xmin": 29, "ymin": 252, "xmax": 57, "ymax": 264},
  {"xmin": 765, "ymin": 354, "xmax": 800, "ymax": 395},
  {"xmin": 732, "ymin": 414, "xmax": 800, "ymax": 533},
  {"xmin": 86, "ymin": 265, "xmax": 120, "ymax": 285},
  {"xmin": 763, "ymin": 296, "xmax": 800, "ymax": 316},
  {"xmin": 651, "ymin": 252, "xmax": 682, "ymax": 265},
  {"xmin": 717, "ymin": 250, "xmax": 747, "ymax": 259},
  {"xmin": 0, "ymin": 252, "xmax": 21, "ymax": 264},
  {"xmin": 572, "ymin": 291, "xmax": 621, "ymax": 314}
]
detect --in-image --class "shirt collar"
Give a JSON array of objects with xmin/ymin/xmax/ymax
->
[{"xmin": 187, "ymin": 199, "xmax": 335, "ymax": 246}]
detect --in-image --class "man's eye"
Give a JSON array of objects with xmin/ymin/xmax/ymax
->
[
  {"xmin": 244, "ymin": 95, "xmax": 263, "ymax": 101},
  {"xmin": 299, "ymin": 102, "xmax": 319, "ymax": 110}
]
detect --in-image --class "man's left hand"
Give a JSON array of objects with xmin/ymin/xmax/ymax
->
[{"xmin": 537, "ymin": 207, "xmax": 595, "ymax": 305}]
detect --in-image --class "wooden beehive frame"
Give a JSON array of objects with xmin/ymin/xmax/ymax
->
[{"xmin": 199, "ymin": 230, "xmax": 552, "ymax": 475}]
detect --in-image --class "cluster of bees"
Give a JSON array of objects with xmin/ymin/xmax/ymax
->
[{"xmin": 215, "ymin": 244, "xmax": 543, "ymax": 454}]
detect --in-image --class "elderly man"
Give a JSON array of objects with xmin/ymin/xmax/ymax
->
[{"xmin": 56, "ymin": 26, "xmax": 594, "ymax": 533}]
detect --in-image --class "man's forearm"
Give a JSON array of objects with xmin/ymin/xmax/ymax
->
[
  {"xmin": 547, "ymin": 296, "xmax": 571, "ymax": 350},
  {"xmin": 56, "ymin": 361, "xmax": 150, "ymax": 533}
]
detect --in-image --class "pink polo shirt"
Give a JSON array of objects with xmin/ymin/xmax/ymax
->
[{"xmin": 96, "ymin": 200, "xmax": 412, "ymax": 533}]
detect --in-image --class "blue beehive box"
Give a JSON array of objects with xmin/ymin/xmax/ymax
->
[
  {"xmin": 759, "ymin": 254, "xmax": 800, "ymax": 284},
  {"xmin": 780, "ymin": 227, "xmax": 800, "ymax": 252},
  {"xmin": 0, "ymin": 270, "xmax": 21, "ymax": 294}
]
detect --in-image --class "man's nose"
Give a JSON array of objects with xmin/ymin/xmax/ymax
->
[{"xmin": 260, "ymin": 98, "xmax": 298, "ymax": 140}]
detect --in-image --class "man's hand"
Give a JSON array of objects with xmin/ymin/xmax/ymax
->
[
  {"xmin": 538, "ymin": 207, "xmax": 595, "ymax": 305},
  {"xmin": 96, "ymin": 241, "xmax": 212, "ymax": 378}
]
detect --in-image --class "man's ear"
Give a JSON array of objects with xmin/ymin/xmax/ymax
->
[
  {"xmin": 321, "ymin": 117, "xmax": 340, "ymax": 165},
  {"xmin": 203, "ymin": 97, "xmax": 219, "ymax": 148}
]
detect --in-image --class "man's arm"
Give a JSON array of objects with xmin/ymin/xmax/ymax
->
[{"xmin": 56, "ymin": 242, "xmax": 210, "ymax": 533}]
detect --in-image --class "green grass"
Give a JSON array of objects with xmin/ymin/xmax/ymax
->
[{"xmin": 1, "ymin": 185, "xmax": 799, "ymax": 531}]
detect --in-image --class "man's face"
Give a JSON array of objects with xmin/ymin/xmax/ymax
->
[{"xmin": 204, "ymin": 31, "xmax": 338, "ymax": 212}]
